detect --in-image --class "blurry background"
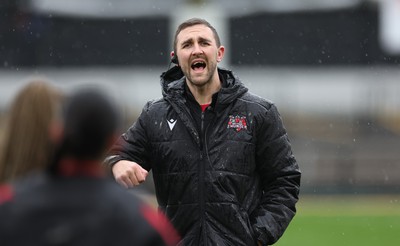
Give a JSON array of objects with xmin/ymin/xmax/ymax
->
[{"xmin": 1, "ymin": 0, "xmax": 400, "ymax": 245}]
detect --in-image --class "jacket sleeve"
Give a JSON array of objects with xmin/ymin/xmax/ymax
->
[
  {"xmin": 105, "ymin": 102, "xmax": 152, "ymax": 171},
  {"xmin": 250, "ymin": 103, "xmax": 301, "ymax": 245}
]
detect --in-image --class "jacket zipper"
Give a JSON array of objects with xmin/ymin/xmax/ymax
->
[{"xmin": 199, "ymin": 111, "xmax": 206, "ymax": 244}]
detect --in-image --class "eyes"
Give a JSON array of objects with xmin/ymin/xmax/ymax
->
[{"xmin": 181, "ymin": 40, "xmax": 211, "ymax": 49}]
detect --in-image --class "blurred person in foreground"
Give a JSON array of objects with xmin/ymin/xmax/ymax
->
[
  {"xmin": 0, "ymin": 88, "xmax": 180, "ymax": 246},
  {"xmin": 0, "ymin": 80, "xmax": 62, "ymax": 183},
  {"xmin": 106, "ymin": 18, "xmax": 301, "ymax": 245}
]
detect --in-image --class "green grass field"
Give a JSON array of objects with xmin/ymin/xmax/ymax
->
[{"xmin": 275, "ymin": 195, "xmax": 400, "ymax": 246}]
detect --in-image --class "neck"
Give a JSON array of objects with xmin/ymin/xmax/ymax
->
[{"xmin": 186, "ymin": 73, "xmax": 221, "ymax": 105}]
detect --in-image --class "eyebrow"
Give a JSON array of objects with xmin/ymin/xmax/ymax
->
[
  {"xmin": 198, "ymin": 37, "xmax": 212, "ymax": 43},
  {"xmin": 180, "ymin": 39, "xmax": 193, "ymax": 47},
  {"xmin": 180, "ymin": 37, "xmax": 213, "ymax": 48}
]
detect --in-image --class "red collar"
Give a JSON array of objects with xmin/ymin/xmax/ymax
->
[
  {"xmin": 57, "ymin": 159, "xmax": 105, "ymax": 178},
  {"xmin": 0, "ymin": 184, "xmax": 13, "ymax": 204},
  {"xmin": 200, "ymin": 103, "xmax": 210, "ymax": 112}
]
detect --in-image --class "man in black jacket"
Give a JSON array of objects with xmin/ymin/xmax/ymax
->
[
  {"xmin": 0, "ymin": 89, "xmax": 179, "ymax": 246},
  {"xmin": 107, "ymin": 18, "xmax": 301, "ymax": 245}
]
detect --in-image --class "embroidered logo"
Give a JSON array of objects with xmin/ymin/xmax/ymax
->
[
  {"xmin": 227, "ymin": 115, "xmax": 247, "ymax": 132},
  {"xmin": 167, "ymin": 119, "xmax": 177, "ymax": 130}
]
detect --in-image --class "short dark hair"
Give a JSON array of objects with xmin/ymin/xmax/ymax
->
[
  {"xmin": 173, "ymin": 18, "xmax": 221, "ymax": 53},
  {"xmin": 60, "ymin": 88, "xmax": 120, "ymax": 159}
]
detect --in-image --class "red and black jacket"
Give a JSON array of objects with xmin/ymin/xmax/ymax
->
[{"xmin": 0, "ymin": 161, "xmax": 179, "ymax": 246}]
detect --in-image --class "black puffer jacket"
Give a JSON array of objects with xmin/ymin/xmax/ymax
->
[{"xmin": 108, "ymin": 67, "xmax": 301, "ymax": 245}]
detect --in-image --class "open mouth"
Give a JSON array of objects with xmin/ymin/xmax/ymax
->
[{"xmin": 191, "ymin": 61, "xmax": 206, "ymax": 71}]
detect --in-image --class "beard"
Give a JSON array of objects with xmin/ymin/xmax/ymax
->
[{"xmin": 184, "ymin": 59, "xmax": 218, "ymax": 88}]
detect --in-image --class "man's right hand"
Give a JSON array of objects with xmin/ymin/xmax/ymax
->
[{"xmin": 112, "ymin": 160, "xmax": 148, "ymax": 188}]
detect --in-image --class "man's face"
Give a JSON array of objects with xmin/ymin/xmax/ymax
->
[{"xmin": 175, "ymin": 24, "xmax": 224, "ymax": 87}]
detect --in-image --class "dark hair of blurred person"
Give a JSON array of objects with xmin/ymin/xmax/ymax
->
[
  {"xmin": 0, "ymin": 80, "xmax": 62, "ymax": 183},
  {"xmin": 0, "ymin": 88, "xmax": 180, "ymax": 246}
]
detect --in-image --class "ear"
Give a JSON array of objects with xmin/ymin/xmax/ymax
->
[
  {"xmin": 217, "ymin": 46, "xmax": 225, "ymax": 63},
  {"xmin": 170, "ymin": 51, "xmax": 179, "ymax": 65}
]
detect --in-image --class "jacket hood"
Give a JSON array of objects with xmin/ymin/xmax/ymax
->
[
  {"xmin": 160, "ymin": 66, "xmax": 248, "ymax": 106},
  {"xmin": 160, "ymin": 65, "xmax": 185, "ymax": 97}
]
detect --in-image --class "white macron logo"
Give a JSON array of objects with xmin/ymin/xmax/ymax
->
[{"xmin": 167, "ymin": 119, "xmax": 177, "ymax": 130}]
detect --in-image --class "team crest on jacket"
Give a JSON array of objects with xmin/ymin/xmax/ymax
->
[{"xmin": 227, "ymin": 115, "xmax": 247, "ymax": 132}]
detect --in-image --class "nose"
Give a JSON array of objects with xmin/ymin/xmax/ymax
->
[{"xmin": 191, "ymin": 43, "xmax": 203, "ymax": 56}]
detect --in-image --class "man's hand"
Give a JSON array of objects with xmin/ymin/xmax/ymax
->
[{"xmin": 112, "ymin": 160, "xmax": 148, "ymax": 188}]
